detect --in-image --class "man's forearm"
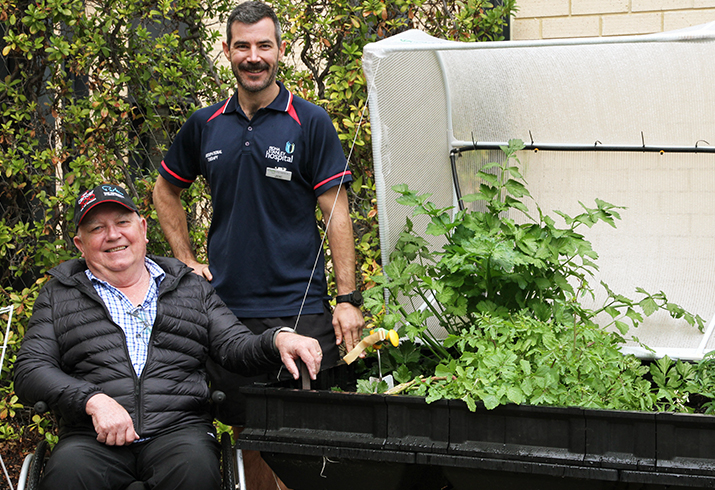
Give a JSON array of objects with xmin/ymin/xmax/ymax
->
[
  {"xmin": 327, "ymin": 216, "xmax": 357, "ymax": 294},
  {"xmin": 318, "ymin": 185, "xmax": 357, "ymax": 293},
  {"xmin": 153, "ymin": 176, "xmax": 197, "ymax": 263}
]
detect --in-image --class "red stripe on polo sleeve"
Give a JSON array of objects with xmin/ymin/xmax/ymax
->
[
  {"xmin": 314, "ymin": 171, "xmax": 351, "ymax": 191},
  {"xmin": 160, "ymin": 160, "xmax": 195, "ymax": 184}
]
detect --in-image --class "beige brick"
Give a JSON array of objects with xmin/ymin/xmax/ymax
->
[
  {"xmin": 691, "ymin": 213, "xmax": 715, "ymax": 236},
  {"xmin": 511, "ymin": 18, "xmax": 542, "ymax": 40},
  {"xmin": 542, "ymin": 15, "xmax": 601, "ymax": 38},
  {"xmin": 664, "ymin": 8, "xmax": 715, "ymax": 30},
  {"xmin": 666, "ymin": 193, "xmax": 708, "ymax": 214},
  {"xmin": 514, "ymin": 0, "xmax": 570, "ymax": 19},
  {"xmin": 602, "ymin": 12, "xmax": 663, "ymax": 35},
  {"xmin": 648, "ymin": 170, "xmax": 692, "ymax": 192},
  {"xmin": 211, "ymin": 39, "xmax": 228, "ymax": 70},
  {"xmin": 573, "ymin": 0, "xmax": 629, "ymax": 15},
  {"xmin": 694, "ymin": 0, "xmax": 715, "ymax": 7},
  {"xmin": 633, "ymin": 0, "xmax": 695, "ymax": 11},
  {"xmin": 689, "ymin": 168, "xmax": 715, "ymax": 193}
]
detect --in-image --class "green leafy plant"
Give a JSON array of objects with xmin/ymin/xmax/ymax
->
[
  {"xmin": 408, "ymin": 312, "xmax": 655, "ymax": 411},
  {"xmin": 694, "ymin": 352, "xmax": 715, "ymax": 414},
  {"xmin": 362, "ymin": 140, "xmax": 707, "ymax": 412}
]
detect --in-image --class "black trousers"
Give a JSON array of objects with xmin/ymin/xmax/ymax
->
[{"xmin": 40, "ymin": 425, "xmax": 220, "ymax": 490}]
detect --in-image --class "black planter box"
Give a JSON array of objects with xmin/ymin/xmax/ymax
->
[{"xmin": 238, "ymin": 386, "xmax": 715, "ymax": 490}]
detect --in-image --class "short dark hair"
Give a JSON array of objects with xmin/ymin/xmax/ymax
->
[{"xmin": 226, "ymin": 1, "xmax": 282, "ymax": 46}]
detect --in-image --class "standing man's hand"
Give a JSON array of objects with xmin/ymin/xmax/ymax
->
[
  {"xmin": 184, "ymin": 259, "xmax": 213, "ymax": 282},
  {"xmin": 85, "ymin": 393, "xmax": 139, "ymax": 446},
  {"xmin": 333, "ymin": 303, "xmax": 365, "ymax": 353}
]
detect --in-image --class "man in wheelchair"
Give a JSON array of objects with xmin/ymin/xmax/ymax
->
[{"xmin": 14, "ymin": 184, "xmax": 323, "ymax": 490}]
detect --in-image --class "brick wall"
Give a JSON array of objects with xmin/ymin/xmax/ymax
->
[{"xmin": 512, "ymin": 0, "xmax": 715, "ymax": 40}]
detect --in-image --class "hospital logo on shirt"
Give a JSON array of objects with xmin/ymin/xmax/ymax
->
[
  {"xmin": 285, "ymin": 142, "xmax": 295, "ymax": 154},
  {"xmin": 266, "ymin": 145, "xmax": 294, "ymax": 164}
]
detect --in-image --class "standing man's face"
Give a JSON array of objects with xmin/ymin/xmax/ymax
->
[{"xmin": 223, "ymin": 18, "xmax": 285, "ymax": 94}]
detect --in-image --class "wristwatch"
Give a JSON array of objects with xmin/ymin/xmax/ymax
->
[{"xmin": 335, "ymin": 290, "xmax": 363, "ymax": 307}]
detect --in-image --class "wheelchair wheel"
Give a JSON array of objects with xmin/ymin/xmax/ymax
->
[
  {"xmin": 26, "ymin": 439, "xmax": 48, "ymax": 490},
  {"xmin": 220, "ymin": 432, "xmax": 236, "ymax": 490}
]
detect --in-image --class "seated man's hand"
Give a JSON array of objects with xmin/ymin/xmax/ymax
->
[
  {"xmin": 275, "ymin": 331, "xmax": 322, "ymax": 380},
  {"xmin": 85, "ymin": 393, "xmax": 139, "ymax": 446}
]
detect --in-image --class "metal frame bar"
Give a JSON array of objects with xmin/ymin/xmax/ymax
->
[
  {"xmin": 449, "ymin": 142, "xmax": 715, "ymax": 210},
  {"xmin": 452, "ymin": 141, "xmax": 715, "ymax": 155}
]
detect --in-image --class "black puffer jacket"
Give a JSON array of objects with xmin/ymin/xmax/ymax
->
[{"xmin": 14, "ymin": 256, "xmax": 281, "ymax": 438}]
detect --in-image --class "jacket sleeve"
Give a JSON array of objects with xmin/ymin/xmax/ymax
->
[
  {"xmin": 203, "ymin": 281, "xmax": 283, "ymax": 375},
  {"xmin": 13, "ymin": 282, "xmax": 102, "ymax": 424}
]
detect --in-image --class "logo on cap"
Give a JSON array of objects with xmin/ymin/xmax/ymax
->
[
  {"xmin": 101, "ymin": 185, "xmax": 126, "ymax": 199},
  {"xmin": 77, "ymin": 190, "xmax": 97, "ymax": 208}
]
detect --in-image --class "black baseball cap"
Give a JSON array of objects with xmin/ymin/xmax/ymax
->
[{"xmin": 74, "ymin": 184, "xmax": 139, "ymax": 227}]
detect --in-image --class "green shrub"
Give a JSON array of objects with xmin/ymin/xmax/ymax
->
[{"xmin": 0, "ymin": 0, "xmax": 232, "ymax": 452}]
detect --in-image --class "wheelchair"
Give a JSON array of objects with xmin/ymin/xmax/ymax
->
[{"xmin": 16, "ymin": 400, "xmax": 245, "ymax": 490}]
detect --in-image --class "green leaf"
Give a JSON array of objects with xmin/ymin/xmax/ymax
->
[
  {"xmin": 506, "ymin": 386, "xmax": 524, "ymax": 405},
  {"xmin": 394, "ymin": 364, "xmax": 412, "ymax": 384},
  {"xmin": 639, "ymin": 297, "xmax": 659, "ymax": 316},
  {"xmin": 482, "ymin": 393, "xmax": 501, "ymax": 410},
  {"xmin": 520, "ymin": 359, "xmax": 532, "ymax": 375},
  {"xmin": 614, "ymin": 320, "xmax": 629, "ymax": 335},
  {"xmin": 435, "ymin": 361, "xmax": 456, "ymax": 378},
  {"xmin": 505, "ymin": 179, "xmax": 530, "ymax": 198}
]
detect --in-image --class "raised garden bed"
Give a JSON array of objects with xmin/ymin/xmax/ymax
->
[{"xmin": 238, "ymin": 385, "xmax": 715, "ymax": 490}]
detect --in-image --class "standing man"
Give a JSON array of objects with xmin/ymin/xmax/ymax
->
[{"xmin": 153, "ymin": 1, "xmax": 364, "ymax": 486}]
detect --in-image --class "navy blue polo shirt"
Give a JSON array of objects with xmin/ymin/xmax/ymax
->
[{"xmin": 160, "ymin": 82, "xmax": 351, "ymax": 318}]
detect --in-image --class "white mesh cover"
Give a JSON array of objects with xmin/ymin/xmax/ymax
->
[{"xmin": 363, "ymin": 24, "xmax": 715, "ymax": 359}]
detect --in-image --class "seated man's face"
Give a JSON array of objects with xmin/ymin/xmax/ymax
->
[{"xmin": 73, "ymin": 203, "xmax": 148, "ymax": 282}]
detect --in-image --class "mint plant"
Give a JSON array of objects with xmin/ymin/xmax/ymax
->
[{"xmin": 362, "ymin": 139, "xmax": 706, "ymax": 411}]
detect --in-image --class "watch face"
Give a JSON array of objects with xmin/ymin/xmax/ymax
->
[{"xmin": 351, "ymin": 290, "xmax": 363, "ymax": 306}]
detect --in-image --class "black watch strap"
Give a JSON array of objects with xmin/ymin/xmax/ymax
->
[{"xmin": 335, "ymin": 290, "xmax": 363, "ymax": 307}]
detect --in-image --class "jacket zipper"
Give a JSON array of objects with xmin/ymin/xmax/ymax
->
[
  {"xmin": 78, "ymin": 279, "xmax": 145, "ymax": 434},
  {"xmin": 67, "ymin": 260, "xmax": 190, "ymax": 437}
]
